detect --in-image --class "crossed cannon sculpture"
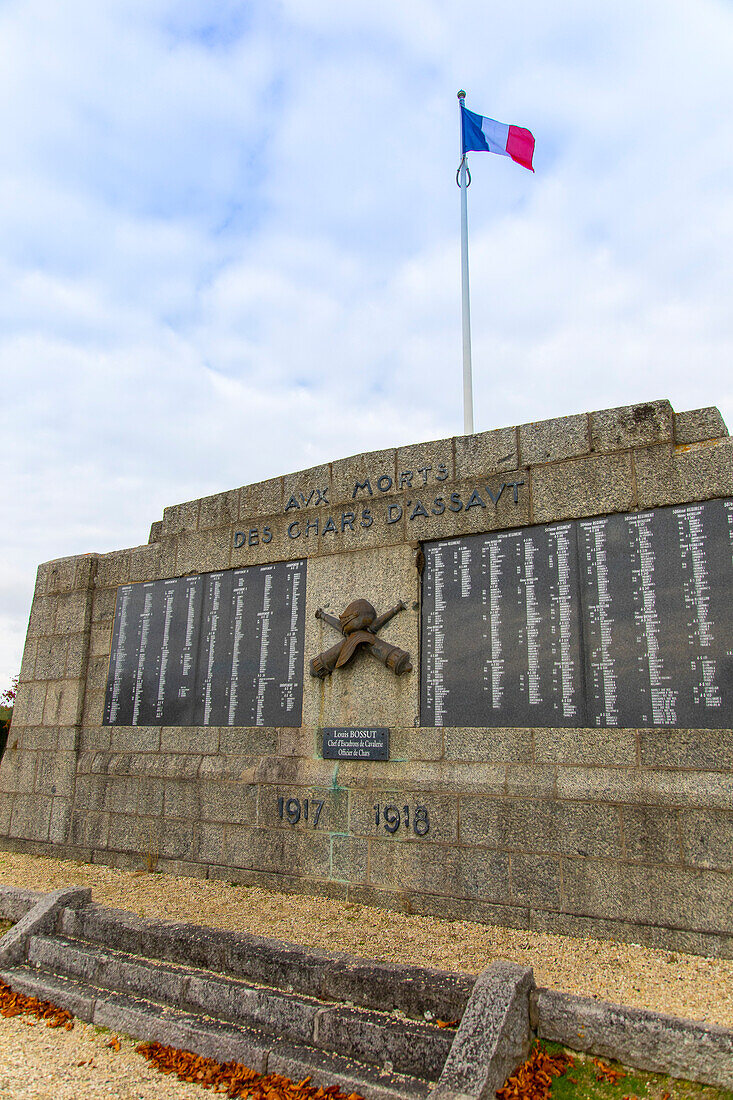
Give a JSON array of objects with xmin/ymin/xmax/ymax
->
[{"xmin": 310, "ymin": 599, "xmax": 413, "ymax": 678}]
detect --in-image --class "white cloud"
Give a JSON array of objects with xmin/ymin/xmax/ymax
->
[{"xmin": 1, "ymin": 0, "xmax": 732, "ymax": 687}]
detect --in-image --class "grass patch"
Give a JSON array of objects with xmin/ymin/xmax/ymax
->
[{"xmin": 543, "ymin": 1042, "xmax": 733, "ymax": 1100}]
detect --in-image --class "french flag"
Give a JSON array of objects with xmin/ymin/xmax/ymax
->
[{"xmin": 461, "ymin": 104, "xmax": 535, "ymax": 172}]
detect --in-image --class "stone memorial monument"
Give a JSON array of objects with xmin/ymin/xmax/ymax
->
[{"xmin": 2, "ymin": 399, "xmax": 732, "ymax": 958}]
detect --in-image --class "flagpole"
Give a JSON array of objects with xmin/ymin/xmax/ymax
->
[{"xmin": 457, "ymin": 90, "xmax": 474, "ymax": 436}]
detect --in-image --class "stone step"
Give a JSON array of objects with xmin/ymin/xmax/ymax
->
[
  {"xmin": 1, "ymin": 965, "xmax": 432, "ymax": 1100},
  {"xmin": 25, "ymin": 934, "xmax": 453, "ymax": 1082},
  {"xmin": 59, "ymin": 902, "xmax": 472, "ymax": 1023}
]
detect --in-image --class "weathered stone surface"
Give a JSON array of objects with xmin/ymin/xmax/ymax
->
[
  {"xmin": 561, "ymin": 858, "xmax": 733, "ymax": 932},
  {"xmin": 454, "ymin": 426, "xmax": 519, "ymax": 479},
  {"xmin": 638, "ymin": 728, "xmax": 733, "ymax": 770},
  {"xmin": 433, "ymin": 961, "xmax": 534, "ymax": 1100},
  {"xmin": 674, "ymin": 407, "xmax": 728, "ymax": 444},
  {"xmin": 634, "ymin": 439, "xmax": 733, "ymax": 508},
  {"xmin": 95, "ymin": 550, "xmax": 131, "ymax": 590},
  {"xmin": 532, "ymin": 728, "xmax": 637, "ymax": 766},
  {"xmin": 556, "ymin": 765, "xmax": 732, "ymax": 810},
  {"xmin": 532, "ymin": 452, "xmax": 633, "ymax": 523},
  {"xmin": 198, "ymin": 489, "xmax": 240, "ymax": 531},
  {"xmin": 33, "ymin": 636, "xmax": 68, "ymax": 680},
  {"xmin": 161, "ymin": 499, "xmax": 200, "ymax": 537},
  {"xmin": 680, "ymin": 809, "xmax": 733, "ymax": 871},
  {"xmin": 621, "ymin": 804, "xmax": 682, "ymax": 864},
  {"xmin": 389, "ymin": 726, "xmax": 443, "ymax": 761},
  {"xmin": 591, "ymin": 399, "xmax": 674, "ymax": 452},
  {"xmin": 239, "ymin": 476, "xmax": 283, "ymax": 520},
  {"xmin": 283, "ymin": 463, "xmax": 332, "ymax": 512},
  {"xmin": 42, "ymin": 679, "xmax": 84, "ymax": 727},
  {"xmin": 174, "ymin": 528, "xmax": 231, "ymax": 575},
  {"xmin": 405, "ymin": 475, "xmax": 530, "ymax": 541},
  {"xmin": 18, "ymin": 636, "xmax": 37, "ymax": 682},
  {"xmin": 535, "ymin": 988, "xmax": 733, "ymax": 1089},
  {"xmin": 160, "ymin": 726, "xmax": 218, "ymax": 755},
  {"xmin": 519, "ymin": 414, "xmax": 589, "ymax": 466},
  {"xmin": 0, "ymin": 885, "xmax": 91, "ymax": 966},
  {"xmin": 128, "ymin": 543, "xmax": 161, "ymax": 582},
  {"xmin": 444, "ymin": 728, "xmax": 532, "ymax": 763},
  {"xmin": 459, "ymin": 797, "xmax": 622, "ymax": 860}
]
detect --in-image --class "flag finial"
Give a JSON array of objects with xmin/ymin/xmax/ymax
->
[{"xmin": 457, "ymin": 89, "xmax": 466, "ymax": 100}]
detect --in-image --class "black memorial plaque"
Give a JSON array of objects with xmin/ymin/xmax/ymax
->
[
  {"xmin": 104, "ymin": 559, "xmax": 306, "ymax": 727},
  {"xmin": 421, "ymin": 499, "xmax": 733, "ymax": 729},
  {"xmin": 322, "ymin": 727, "xmax": 390, "ymax": 760}
]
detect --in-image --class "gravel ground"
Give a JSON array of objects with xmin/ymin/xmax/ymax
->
[
  {"xmin": 0, "ymin": 1013, "xmax": 210, "ymax": 1100},
  {"xmin": 1, "ymin": 851, "xmax": 731, "ymax": 1030}
]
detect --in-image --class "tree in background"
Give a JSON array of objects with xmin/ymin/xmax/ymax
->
[
  {"xmin": 1, "ymin": 677, "xmax": 17, "ymax": 709},
  {"xmin": 0, "ymin": 677, "xmax": 17, "ymax": 754}
]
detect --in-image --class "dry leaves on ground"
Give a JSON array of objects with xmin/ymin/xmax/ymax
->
[
  {"xmin": 592, "ymin": 1056, "xmax": 626, "ymax": 1083},
  {"xmin": 136, "ymin": 1042, "xmax": 365, "ymax": 1100},
  {"xmin": 0, "ymin": 977, "xmax": 74, "ymax": 1029},
  {"xmin": 496, "ymin": 1044, "xmax": 574, "ymax": 1100}
]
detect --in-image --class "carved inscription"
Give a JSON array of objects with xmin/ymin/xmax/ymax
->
[
  {"xmin": 374, "ymin": 803, "xmax": 430, "ymax": 836},
  {"xmin": 421, "ymin": 498, "xmax": 733, "ymax": 729}
]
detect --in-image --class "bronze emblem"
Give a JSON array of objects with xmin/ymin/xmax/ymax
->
[{"xmin": 310, "ymin": 599, "xmax": 412, "ymax": 678}]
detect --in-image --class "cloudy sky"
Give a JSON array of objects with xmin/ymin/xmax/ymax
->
[{"xmin": 1, "ymin": 0, "xmax": 732, "ymax": 688}]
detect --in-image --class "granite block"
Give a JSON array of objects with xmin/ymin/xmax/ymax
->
[
  {"xmin": 174, "ymin": 528, "xmax": 231, "ymax": 575},
  {"xmin": 519, "ymin": 414, "xmax": 590, "ymax": 466},
  {"xmin": 95, "ymin": 551, "xmax": 131, "ymax": 590},
  {"xmin": 349, "ymin": 788, "xmax": 457, "ymax": 844},
  {"xmin": 680, "ymin": 810, "xmax": 733, "ymax": 872},
  {"xmin": 160, "ymin": 726, "xmax": 218, "ymax": 755},
  {"xmin": 42, "ymin": 680, "xmax": 83, "ymax": 727},
  {"xmin": 444, "ymin": 727, "xmax": 532, "ymax": 764},
  {"xmin": 161, "ymin": 499, "xmax": 200, "ymax": 537},
  {"xmin": 509, "ymin": 853, "xmax": 563, "ymax": 907},
  {"xmin": 674, "ymin": 407, "xmax": 728, "ymax": 444},
  {"xmin": 459, "ymin": 797, "xmax": 622, "ymax": 859},
  {"xmin": 198, "ymin": 489, "xmax": 240, "ymax": 531},
  {"xmin": 239, "ymin": 477, "xmax": 284, "ymax": 520},
  {"xmin": 532, "ymin": 452, "xmax": 634, "ymax": 523},
  {"xmin": 27, "ymin": 595, "xmax": 57, "ymax": 637},
  {"xmin": 34, "ymin": 636, "xmax": 69, "ymax": 680},
  {"xmin": 591, "ymin": 400, "xmax": 674, "ymax": 452},
  {"xmin": 637, "ymin": 729, "xmax": 733, "ymax": 771},
  {"xmin": 55, "ymin": 591, "xmax": 91, "ymax": 634},
  {"xmin": 18, "ymin": 637, "xmax": 38, "ymax": 683},
  {"xmin": 128, "ymin": 544, "xmax": 162, "ymax": 583},
  {"xmin": 561, "ymin": 858, "xmax": 733, "ymax": 932},
  {"xmin": 622, "ymin": 804, "xmax": 682, "ymax": 864},
  {"xmin": 533, "ymin": 728, "xmax": 637, "ymax": 766},
  {"xmin": 282, "ymin": 464, "xmax": 332, "ymax": 512},
  {"xmin": 634, "ymin": 440, "xmax": 733, "ymax": 508},
  {"xmin": 455, "ymin": 426, "xmax": 519, "ymax": 479}
]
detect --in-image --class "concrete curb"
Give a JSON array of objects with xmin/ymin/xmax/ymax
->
[
  {"xmin": 0, "ymin": 886, "xmax": 91, "ymax": 967},
  {"xmin": 432, "ymin": 961, "xmax": 535, "ymax": 1100},
  {"xmin": 534, "ymin": 988, "xmax": 733, "ymax": 1091},
  {"xmin": 0, "ymin": 885, "xmax": 45, "ymax": 922},
  {"xmin": 3, "ymin": 887, "xmax": 733, "ymax": 1093}
]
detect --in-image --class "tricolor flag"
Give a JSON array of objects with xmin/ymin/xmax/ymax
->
[{"xmin": 461, "ymin": 105, "xmax": 535, "ymax": 172}]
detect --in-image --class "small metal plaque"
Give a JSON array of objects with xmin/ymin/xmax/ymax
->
[{"xmin": 321, "ymin": 727, "xmax": 390, "ymax": 761}]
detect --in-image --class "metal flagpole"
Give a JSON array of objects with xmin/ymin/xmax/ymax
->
[{"xmin": 457, "ymin": 91, "xmax": 474, "ymax": 436}]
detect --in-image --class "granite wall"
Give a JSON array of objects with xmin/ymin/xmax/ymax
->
[{"xmin": 2, "ymin": 399, "xmax": 732, "ymax": 958}]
